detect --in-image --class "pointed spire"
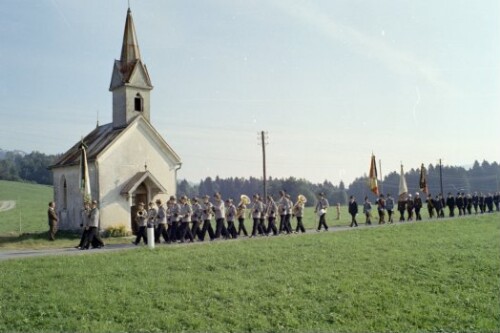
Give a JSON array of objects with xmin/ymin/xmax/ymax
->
[{"xmin": 120, "ymin": 8, "xmax": 141, "ymax": 65}]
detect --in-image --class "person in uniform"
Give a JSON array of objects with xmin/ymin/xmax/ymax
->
[
  {"xmin": 266, "ymin": 195, "xmax": 279, "ymax": 235},
  {"xmin": 213, "ymin": 192, "xmax": 228, "ymax": 239},
  {"xmin": 456, "ymin": 192, "xmax": 464, "ymax": 216},
  {"xmin": 47, "ymin": 201, "xmax": 58, "ymax": 241},
  {"xmin": 315, "ymin": 192, "xmax": 329, "ymax": 231},
  {"xmin": 76, "ymin": 201, "xmax": 91, "ymax": 249},
  {"xmin": 386, "ymin": 194, "xmax": 395, "ymax": 223},
  {"xmin": 258, "ymin": 195, "xmax": 268, "ymax": 235},
  {"xmin": 446, "ymin": 192, "xmax": 456, "ymax": 217},
  {"xmin": 376, "ymin": 194, "xmax": 386, "ymax": 224},
  {"xmin": 426, "ymin": 194, "xmax": 435, "ymax": 218},
  {"xmin": 170, "ymin": 196, "xmax": 182, "ymax": 242},
  {"xmin": 82, "ymin": 200, "xmax": 104, "ymax": 249},
  {"xmin": 413, "ymin": 192, "xmax": 423, "ymax": 221},
  {"xmin": 348, "ymin": 195, "xmax": 358, "ymax": 227},
  {"xmin": 397, "ymin": 198, "xmax": 406, "ymax": 221},
  {"xmin": 485, "ymin": 193, "xmax": 494, "ymax": 213},
  {"xmin": 133, "ymin": 202, "xmax": 148, "ymax": 245},
  {"xmin": 277, "ymin": 191, "xmax": 287, "ymax": 233},
  {"xmin": 406, "ymin": 194, "xmax": 414, "ymax": 221},
  {"xmin": 293, "ymin": 195, "xmax": 306, "ymax": 233},
  {"xmin": 165, "ymin": 197, "xmax": 174, "ymax": 243},
  {"xmin": 363, "ymin": 196, "xmax": 373, "ymax": 225},
  {"xmin": 236, "ymin": 198, "xmax": 248, "ymax": 237},
  {"xmin": 494, "ymin": 192, "xmax": 500, "ymax": 212},
  {"xmin": 250, "ymin": 194, "xmax": 265, "ymax": 237},
  {"xmin": 284, "ymin": 194, "xmax": 294, "ymax": 233},
  {"xmin": 200, "ymin": 195, "xmax": 215, "ymax": 241},
  {"xmin": 147, "ymin": 201, "xmax": 157, "ymax": 231},
  {"xmin": 178, "ymin": 196, "xmax": 194, "ymax": 243},
  {"xmin": 225, "ymin": 199, "xmax": 238, "ymax": 239},
  {"xmin": 191, "ymin": 197, "xmax": 203, "ymax": 241},
  {"xmin": 155, "ymin": 199, "xmax": 169, "ymax": 244},
  {"xmin": 465, "ymin": 193, "xmax": 473, "ymax": 215},
  {"xmin": 434, "ymin": 194, "xmax": 443, "ymax": 218},
  {"xmin": 479, "ymin": 192, "xmax": 485, "ymax": 213},
  {"xmin": 472, "ymin": 192, "xmax": 479, "ymax": 214}
]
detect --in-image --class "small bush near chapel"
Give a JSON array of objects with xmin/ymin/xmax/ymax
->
[{"xmin": 103, "ymin": 224, "xmax": 130, "ymax": 238}]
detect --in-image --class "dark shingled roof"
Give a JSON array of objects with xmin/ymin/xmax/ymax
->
[{"xmin": 49, "ymin": 123, "xmax": 126, "ymax": 169}]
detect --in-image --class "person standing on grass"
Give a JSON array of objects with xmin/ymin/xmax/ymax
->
[
  {"xmin": 465, "ymin": 193, "xmax": 473, "ymax": 215},
  {"xmin": 178, "ymin": 196, "xmax": 194, "ymax": 243},
  {"xmin": 47, "ymin": 201, "xmax": 58, "ymax": 241},
  {"xmin": 284, "ymin": 194, "xmax": 294, "ymax": 233},
  {"xmin": 213, "ymin": 192, "xmax": 228, "ymax": 239},
  {"xmin": 292, "ymin": 195, "xmax": 306, "ymax": 233},
  {"xmin": 315, "ymin": 192, "xmax": 329, "ymax": 231},
  {"xmin": 386, "ymin": 194, "xmax": 395, "ymax": 223},
  {"xmin": 236, "ymin": 198, "xmax": 248, "ymax": 237},
  {"xmin": 363, "ymin": 196, "xmax": 373, "ymax": 225},
  {"xmin": 434, "ymin": 194, "xmax": 444, "ymax": 218},
  {"xmin": 348, "ymin": 195, "xmax": 358, "ymax": 227},
  {"xmin": 472, "ymin": 192, "xmax": 479, "ymax": 214},
  {"xmin": 250, "ymin": 194, "xmax": 265, "ymax": 237},
  {"xmin": 133, "ymin": 202, "xmax": 148, "ymax": 245},
  {"xmin": 82, "ymin": 200, "xmax": 104, "ymax": 250},
  {"xmin": 446, "ymin": 192, "xmax": 456, "ymax": 217}
]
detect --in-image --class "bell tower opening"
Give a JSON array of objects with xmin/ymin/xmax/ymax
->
[{"xmin": 134, "ymin": 93, "xmax": 143, "ymax": 112}]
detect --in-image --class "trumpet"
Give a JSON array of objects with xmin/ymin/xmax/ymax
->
[
  {"xmin": 293, "ymin": 194, "xmax": 307, "ymax": 215},
  {"xmin": 137, "ymin": 210, "xmax": 145, "ymax": 217}
]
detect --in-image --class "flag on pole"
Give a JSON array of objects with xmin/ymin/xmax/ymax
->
[
  {"xmin": 368, "ymin": 154, "xmax": 379, "ymax": 195},
  {"xmin": 398, "ymin": 164, "xmax": 408, "ymax": 201},
  {"xmin": 79, "ymin": 141, "xmax": 91, "ymax": 203},
  {"xmin": 419, "ymin": 163, "xmax": 428, "ymax": 194}
]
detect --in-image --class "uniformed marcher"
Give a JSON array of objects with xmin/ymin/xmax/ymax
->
[
  {"xmin": 446, "ymin": 192, "xmax": 456, "ymax": 217},
  {"xmin": 315, "ymin": 192, "xmax": 329, "ymax": 231},
  {"xmin": 406, "ymin": 194, "xmax": 414, "ymax": 221},
  {"xmin": 284, "ymin": 194, "xmax": 293, "ymax": 233},
  {"xmin": 434, "ymin": 194, "xmax": 443, "ymax": 218},
  {"xmin": 397, "ymin": 199, "xmax": 406, "ymax": 221},
  {"xmin": 133, "ymin": 202, "xmax": 148, "ymax": 245},
  {"xmin": 147, "ymin": 201, "xmax": 157, "ymax": 228},
  {"xmin": 414, "ymin": 192, "xmax": 423, "ymax": 221},
  {"xmin": 426, "ymin": 194, "xmax": 435, "ymax": 218},
  {"xmin": 456, "ymin": 193, "xmax": 464, "ymax": 216},
  {"xmin": 472, "ymin": 192, "xmax": 479, "ymax": 214},
  {"xmin": 465, "ymin": 193, "xmax": 473, "ymax": 215},
  {"xmin": 250, "ymin": 194, "xmax": 265, "ymax": 237},
  {"xmin": 191, "ymin": 197, "xmax": 203, "ymax": 240},
  {"xmin": 199, "ymin": 195, "xmax": 215, "ymax": 241},
  {"xmin": 376, "ymin": 194, "xmax": 386, "ymax": 224},
  {"xmin": 170, "ymin": 196, "xmax": 182, "ymax": 242},
  {"xmin": 178, "ymin": 196, "xmax": 194, "ymax": 243},
  {"xmin": 236, "ymin": 197, "xmax": 248, "ymax": 237},
  {"xmin": 213, "ymin": 193, "xmax": 228, "ymax": 239},
  {"xmin": 293, "ymin": 195, "xmax": 306, "ymax": 233},
  {"xmin": 76, "ymin": 201, "xmax": 91, "ymax": 249},
  {"xmin": 266, "ymin": 195, "xmax": 279, "ymax": 235},
  {"xmin": 225, "ymin": 199, "xmax": 238, "ymax": 239},
  {"xmin": 155, "ymin": 199, "xmax": 169, "ymax": 244},
  {"xmin": 364, "ymin": 196, "xmax": 373, "ymax": 224},
  {"xmin": 386, "ymin": 194, "xmax": 395, "ymax": 223},
  {"xmin": 479, "ymin": 193, "xmax": 485, "ymax": 213},
  {"xmin": 82, "ymin": 200, "xmax": 104, "ymax": 249},
  {"xmin": 277, "ymin": 191, "xmax": 290, "ymax": 234}
]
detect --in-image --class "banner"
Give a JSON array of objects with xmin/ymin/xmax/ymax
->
[
  {"xmin": 398, "ymin": 164, "xmax": 408, "ymax": 201},
  {"xmin": 79, "ymin": 142, "xmax": 92, "ymax": 203},
  {"xmin": 368, "ymin": 154, "xmax": 379, "ymax": 195},
  {"xmin": 419, "ymin": 163, "xmax": 428, "ymax": 194}
]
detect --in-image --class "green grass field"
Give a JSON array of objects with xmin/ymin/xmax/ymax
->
[
  {"xmin": 0, "ymin": 180, "xmax": 53, "ymax": 234},
  {"xmin": 0, "ymin": 214, "xmax": 498, "ymax": 333}
]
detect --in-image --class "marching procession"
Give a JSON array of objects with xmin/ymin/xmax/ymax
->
[{"xmin": 131, "ymin": 191, "xmax": 323, "ymax": 245}]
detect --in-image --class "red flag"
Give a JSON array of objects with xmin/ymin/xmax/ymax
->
[
  {"xmin": 419, "ymin": 163, "xmax": 428, "ymax": 194},
  {"xmin": 369, "ymin": 154, "xmax": 379, "ymax": 195}
]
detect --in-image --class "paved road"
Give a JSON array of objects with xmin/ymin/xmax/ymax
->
[{"xmin": 0, "ymin": 217, "xmax": 464, "ymax": 262}]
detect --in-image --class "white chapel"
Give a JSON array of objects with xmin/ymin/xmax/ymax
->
[{"xmin": 49, "ymin": 8, "xmax": 181, "ymax": 231}]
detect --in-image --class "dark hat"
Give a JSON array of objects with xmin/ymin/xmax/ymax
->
[
  {"xmin": 155, "ymin": 199, "xmax": 162, "ymax": 204},
  {"xmin": 92, "ymin": 200, "xmax": 98, "ymax": 204}
]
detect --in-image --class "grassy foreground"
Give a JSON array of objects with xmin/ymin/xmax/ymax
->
[{"xmin": 0, "ymin": 215, "xmax": 499, "ymax": 332}]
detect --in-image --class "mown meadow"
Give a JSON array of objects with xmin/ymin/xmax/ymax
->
[{"xmin": 0, "ymin": 214, "xmax": 498, "ymax": 333}]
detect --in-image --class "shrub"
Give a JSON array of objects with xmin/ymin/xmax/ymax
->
[{"xmin": 102, "ymin": 224, "xmax": 130, "ymax": 238}]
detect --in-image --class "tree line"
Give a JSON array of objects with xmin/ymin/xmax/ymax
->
[{"xmin": 1, "ymin": 149, "xmax": 499, "ymax": 206}]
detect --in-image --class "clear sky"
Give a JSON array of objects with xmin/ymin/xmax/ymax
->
[{"xmin": 0, "ymin": 0, "xmax": 499, "ymax": 185}]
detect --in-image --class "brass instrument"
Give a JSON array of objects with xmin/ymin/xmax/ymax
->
[
  {"xmin": 293, "ymin": 194, "xmax": 307, "ymax": 215},
  {"xmin": 240, "ymin": 194, "xmax": 251, "ymax": 205}
]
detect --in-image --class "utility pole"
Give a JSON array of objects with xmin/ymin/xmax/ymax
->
[
  {"xmin": 439, "ymin": 158, "xmax": 443, "ymax": 195},
  {"xmin": 259, "ymin": 131, "xmax": 269, "ymax": 204}
]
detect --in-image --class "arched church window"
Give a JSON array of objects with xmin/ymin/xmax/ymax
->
[
  {"xmin": 134, "ymin": 93, "xmax": 143, "ymax": 112},
  {"xmin": 61, "ymin": 176, "xmax": 68, "ymax": 210}
]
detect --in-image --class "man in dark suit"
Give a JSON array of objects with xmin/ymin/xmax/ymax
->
[
  {"xmin": 47, "ymin": 201, "xmax": 58, "ymax": 241},
  {"xmin": 348, "ymin": 196, "xmax": 358, "ymax": 227}
]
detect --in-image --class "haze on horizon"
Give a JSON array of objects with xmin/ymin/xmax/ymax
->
[{"xmin": 0, "ymin": 0, "xmax": 498, "ymax": 185}]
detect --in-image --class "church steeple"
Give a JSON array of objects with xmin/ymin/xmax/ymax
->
[{"xmin": 110, "ymin": 8, "xmax": 153, "ymax": 129}]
